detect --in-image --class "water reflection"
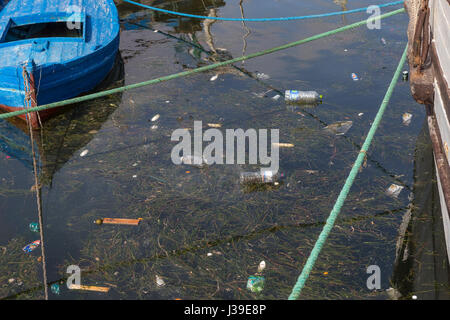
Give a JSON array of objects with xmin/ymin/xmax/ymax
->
[
  {"xmin": 0, "ymin": 54, "xmax": 125, "ymax": 186},
  {"xmin": 390, "ymin": 120, "xmax": 450, "ymax": 299}
]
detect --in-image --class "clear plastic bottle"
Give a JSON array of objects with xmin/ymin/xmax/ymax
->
[
  {"xmin": 240, "ymin": 170, "xmax": 284, "ymax": 184},
  {"xmin": 285, "ymin": 90, "xmax": 322, "ymax": 104}
]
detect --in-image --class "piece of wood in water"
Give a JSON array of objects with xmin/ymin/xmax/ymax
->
[
  {"xmin": 272, "ymin": 143, "xmax": 294, "ymax": 148},
  {"xmin": 69, "ymin": 284, "xmax": 110, "ymax": 292},
  {"xmin": 103, "ymin": 218, "xmax": 142, "ymax": 226}
]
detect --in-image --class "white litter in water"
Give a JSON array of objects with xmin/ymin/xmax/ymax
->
[
  {"xmin": 257, "ymin": 261, "xmax": 266, "ymax": 273},
  {"xmin": 210, "ymin": 74, "xmax": 219, "ymax": 81},
  {"xmin": 402, "ymin": 113, "xmax": 412, "ymax": 125},
  {"xmin": 256, "ymin": 72, "xmax": 270, "ymax": 80},
  {"xmin": 272, "ymin": 94, "xmax": 281, "ymax": 100},
  {"xmin": 132, "ymin": 175, "xmax": 137, "ymax": 178},
  {"xmin": 207, "ymin": 252, "xmax": 213, "ymax": 257},
  {"xmin": 151, "ymin": 114, "xmax": 160, "ymax": 122},
  {"xmin": 358, "ymin": 113, "xmax": 364, "ymax": 117},
  {"xmin": 151, "ymin": 125, "xmax": 158, "ymax": 130},
  {"xmin": 386, "ymin": 184, "xmax": 404, "ymax": 198},
  {"xmin": 155, "ymin": 275, "xmax": 165, "ymax": 287},
  {"xmin": 80, "ymin": 150, "xmax": 89, "ymax": 157}
]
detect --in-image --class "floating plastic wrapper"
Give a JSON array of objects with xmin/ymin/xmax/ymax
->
[{"xmin": 23, "ymin": 240, "xmax": 40, "ymax": 253}]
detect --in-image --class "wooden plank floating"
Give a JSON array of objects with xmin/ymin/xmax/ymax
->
[
  {"xmin": 272, "ymin": 143, "xmax": 295, "ymax": 148},
  {"xmin": 69, "ymin": 284, "xmax": 110, "ymax": 293},
  {"xmin": 102, "ymin": 218, "xmax": 142, "ymax": 226}
]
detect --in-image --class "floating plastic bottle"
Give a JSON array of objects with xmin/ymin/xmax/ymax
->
[
  {"xmin": 240, "ymin": 170, "xmax": 284, "ymax": 184},
  {"xmin": 284, "ymin": 90, "xmax": 322, "ymax": 104},
  {"xmin": 351, "ymin": 73, "xmax": 359, "ymax": 81}
]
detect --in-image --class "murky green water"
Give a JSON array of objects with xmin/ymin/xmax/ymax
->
[{"xmin": 1, "ymin": 0, "xmax": 449, "ymax": 300}]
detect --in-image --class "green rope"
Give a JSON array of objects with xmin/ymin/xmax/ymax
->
[
  {"xmin": 0, "ymin": 8, "xmax": 405, "ymax": 120},
  {"xmin": 288, "ymin": 44, "xmax": 408, "ymax": 300}
]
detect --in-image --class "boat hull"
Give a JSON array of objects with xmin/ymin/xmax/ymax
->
[
  {"xmin": 0, "ymin": 0, "xmax": 120, "ymax": 128},
  {"xmin": 406, "ymin": 0, "xmax": 450, "ymax": 262}
]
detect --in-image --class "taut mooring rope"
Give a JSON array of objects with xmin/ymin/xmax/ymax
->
[
  {"xmin": 22, "ymin": 67, "xmax": 49, "ymax": 300},
  {"xmin": 288, "ymin": 45, "xmax": 408, "ymax": 300}
]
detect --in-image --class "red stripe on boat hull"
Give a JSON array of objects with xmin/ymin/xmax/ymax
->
[{"xmin": 0, "ymin": 104, "xmax": 59, "ymax": 129}]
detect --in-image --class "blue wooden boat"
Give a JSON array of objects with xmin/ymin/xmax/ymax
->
[{"xmin": 0, "ymin": 0, "xmax": 120, "ymax": 128}]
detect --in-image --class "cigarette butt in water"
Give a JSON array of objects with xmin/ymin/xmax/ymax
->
[
  {"xmin": 207, "ymin": 123, "xmax": 222, "ymax": 128},
  {"xmin": 95, "ymin": 218, "xmax": 142, "ymax": 226},
  {"xmin": 69, "ymin": 284, "xmax": 110, "ymax": 292},
  {"xmin": 272, "ymin": 143, "xmax": 294, "ymax": 148}
]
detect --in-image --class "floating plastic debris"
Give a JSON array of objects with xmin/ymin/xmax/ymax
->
[
  {"xmin": 240, "ymin": 171, "xmax": 284, "ymax": 184},
  {"xmin": 381, "ymin": 37, "xmax": 387, "ymax": 45},
  {"xmin": 257, "ymin": 261, "xmax": 266, "ymax": 273},
  {"xmin": 272, "ymin": 94, "xmax": 281, "ymax": 100},
  {"xmin": 23, "ymin": 240, "xmax": 40, "ymax": 253},
  {"xmin": 151, "ymin": 114, "xmax": 160, "ymax": 122},
  {"xmin": 386, "ymin": 184, "xmax": 404, "ymax": 198},
  {"xmin": 246, "ymin": 275, "xmax": 265, "ymax": 293},
  {"xmin": 151, "ymin": 125, "xmax": 158, "ymax": 130},
  {"xmin": 29, "ymin": 222, "xmax": 39, "ymax": 233},
  {"xmin": 253, "ymin": 89, "xmax": 273, "ymax": 98},
  {"xmin": 402, "ymin": 71, "xmax": 409, "ymax": 81},
  {"xmin": 324, "ymin": 121, "xmax": 353, "ymax": 135},
  {"xmin": 358, "ymin": 113, "xmax": 364, "ymax": 117},
  {"xmin": 180, "ymin": 155, "xmax": 210, "ymax": 168},
  {"xmin": 51, "ymin": 283, "xmax": 60, "ymax": 295},
  {"xmin": 210, "ymin": 74, "xmax": 219, "ymax": 81},
  {"xmin": 285, "ymin": 90, "xmax": 322, "ymax": 104},
  {"xmin": 351, "ymin": 73, "xmax": 359, "ymax": 81},
  {"xmin": 8, "ymin": 278, "xmax": 14, "ymax": 284},
  {"xmin": 94, "ymin": 218, "xmax": 142, "ymax": 226},
  {"xmin": 155, "ymin": 275, "xmax": 165, "ymax": 287},
  {"xmin": 402, "ymin": 113, "xmax": 412, "ymax": 125},
  {"xmin": 255, "ymin": 72, "xmax": 270, "ymax": 80},
  {"xmin": 69, "ymin": 284, "xmax": 110, "ymax": 292},
  {"xmin": 80, "ymin": 149, "xmax": 89, "ymax": 157}
]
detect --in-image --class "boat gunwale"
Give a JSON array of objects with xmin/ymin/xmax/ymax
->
[{"xmin": 0, "ymin": 0, "xmax": 120, "ymax": 67}]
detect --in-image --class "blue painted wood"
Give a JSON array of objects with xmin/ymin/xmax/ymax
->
[{"xmin": 0, "ymin": 0, "xmax": 120, "ymax": 112}]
